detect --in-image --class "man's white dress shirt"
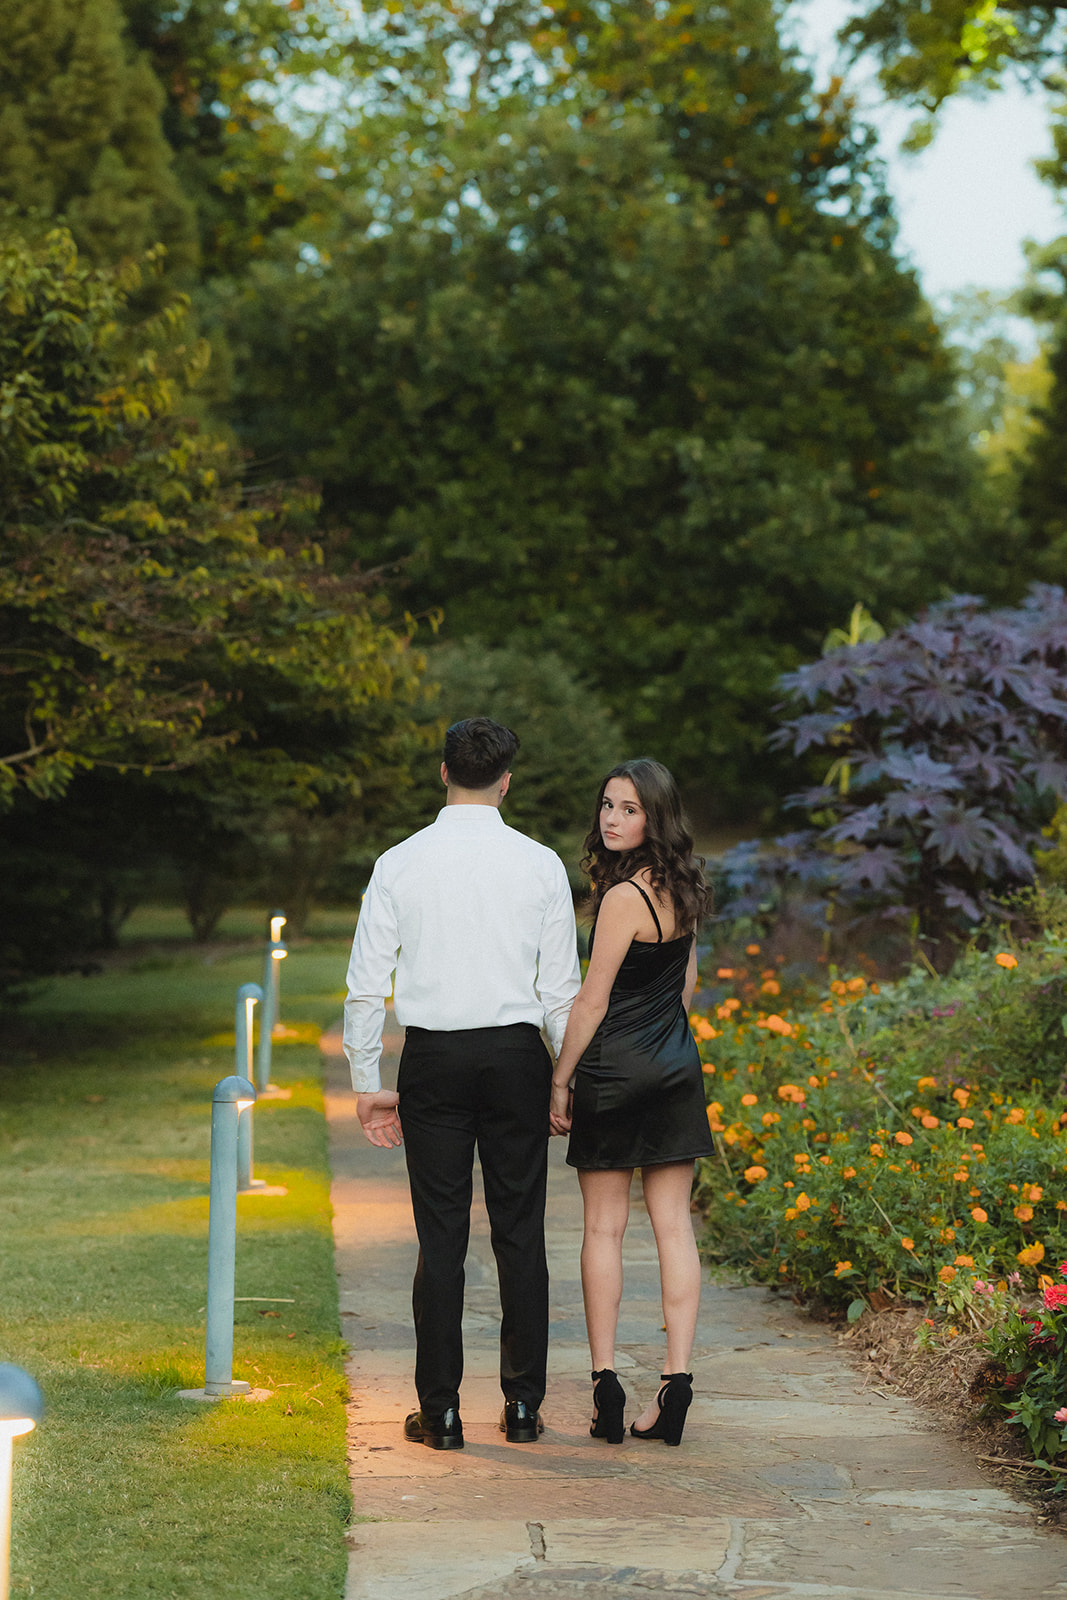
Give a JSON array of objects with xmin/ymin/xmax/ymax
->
[{"xmin": 343, "ymin": 805, "xmax": 581, "ymax": 1092}]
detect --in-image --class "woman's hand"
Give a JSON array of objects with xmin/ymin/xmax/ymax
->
[{"xmin": 549, "ymin": 1079, "xmax": 573, "ymax": 1136}]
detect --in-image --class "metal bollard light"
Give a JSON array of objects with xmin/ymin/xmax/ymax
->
[
  {"xmin": 235, "ymin": 985, "xmax": 265, "ymax": 1192},
  {"xmin": 255, "ymin": 936, "xmax": 287, "ymax": 1094},
  {"xmin": 0, "ymin": 1364, "xmax": 43, "ymax": 1600},
  {"xmin": 178, "ymin": 1075, "xmax": 257, "ymax": 1401}
]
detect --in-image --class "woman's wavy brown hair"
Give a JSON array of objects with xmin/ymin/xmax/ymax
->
[{"xmin": 580, "ymin": 758, "xmax": 711, "ymax": 935}]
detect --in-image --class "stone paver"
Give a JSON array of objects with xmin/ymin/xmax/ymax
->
[{"xmin": 322, "ymin": 1019, "xmax": 1067, "ymax": 1599}]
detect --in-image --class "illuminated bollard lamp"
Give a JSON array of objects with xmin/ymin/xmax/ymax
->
[
  {"xmin": 255, "ymin": 913, "xmax": 288, "ymax": 1096},
  {"xmin": 178, "ymin": 1075, "xmax": 261, "ymax": 1403},
  {"xmin": 234, "ymin": 984, "xmax": 266, "ymax": 1193},
  {"xmin": 0, "ymin": 1364, "xmax": 43, "ymax": 1600}
]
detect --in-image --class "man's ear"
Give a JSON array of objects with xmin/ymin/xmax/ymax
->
[
  {"xmin": 499, "ymin": 771, "xmax": 512, "ymax": 799},
  {"xmin": 440, "ymin": 762, "xmax": 449, "ymax": 788}
]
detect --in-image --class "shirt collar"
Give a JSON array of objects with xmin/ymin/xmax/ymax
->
[{"xmin": 434, "ymin": 805, "xmax": 505, "ymax": 826}]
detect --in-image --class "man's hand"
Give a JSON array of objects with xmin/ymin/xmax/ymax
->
[{"xmin": 356, "ymin": 1090, "xmax": 403, "ymax": 1147}]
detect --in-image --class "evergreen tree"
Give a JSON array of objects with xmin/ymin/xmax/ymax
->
[{"xmin": 0, "ymin": 0, "xmax": 197, "ymax": 276}]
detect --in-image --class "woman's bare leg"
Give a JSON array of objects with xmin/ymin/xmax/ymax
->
[
  {"xmin": 577, "ymin": 1167, "xmax": 633, "ymax": 1372},
  {"xmin": 632, "ymin": 1160, "xmax": 701, "ymax": 1430}
]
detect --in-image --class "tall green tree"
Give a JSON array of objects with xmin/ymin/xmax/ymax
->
[
  {"xmin": 0, "ymin": 0, "xmax": 197, "ymax": 275},
  {"xmin": 220, "ymin": 6, "xmax": 991, "ymax": 808},
  {"xmin": 0, "ymin": 227, "xmax": 423, "ymax": 979}
]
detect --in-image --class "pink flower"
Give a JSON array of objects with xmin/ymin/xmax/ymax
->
[
  {"xmin": 973, "ymin": 1279, "xmax": 994, "ymax": 1296},
  {"xmin": 1060, "ymin": 1261, "xmax": 1067, "ymax": 1280},
  {"xmin": 1056, "ymin": 1408, "xmax": 1067, "ymax": 1424},
  {"xmin": 1008, "ymin": 1271, "xmax": 1023, "ymax": 1287}
]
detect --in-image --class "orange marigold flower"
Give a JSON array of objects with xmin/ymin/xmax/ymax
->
[
  {"xmin": 716, "ymin": 967, "xmax": 735, "ymax": 979},
  {"xmin": 795, "ymin": 1192, "xmax": 812, "ymax": 1211},
  {"xmin": 1027, "ymin": 1185, "xmax": 1044, "ymax": 1202},
  {"xmin": 1014, "ymin": 1205, "xmax": 1034, "ymax": 1222},
  {"xmin": 917, "ymin": 1076, "xmax": 937, "ymax": 1090},
  {"xmin": 957, "ymin": 1117, "xmax": 974, "ymax": 1129},
  {"xmin": 833, "ymin": 1261, "xmax": 852, "ymax": 1278},
  {"xmin": 953, "ymin": 1170, "xmax": 968, "ymax": 1181},
  {"xmin": 784, "ymin": 1207, "xmax": 798, "ymax": 1220},
  {"xmin": 761, "ymin": 1111, "xmax": 781, "ymax": 1126},
  {"xmin": 842, "ymin": 1167, "xmax": 857, "ymax": 1179},
  {"xmin": 894, "ymin": 1131, "xmax": 913, "ymax": 1146},
  {"xmin": 745, "ymin": 943, "xmax": 761, "ymax": 955},
  {"xmin": 1006, "ymin": 1108, "xmax": 1026, "ymax": 1125},
  {"xmin": 801, "ymin": 1117, "xmax": 816, "ymax": 1130},
  {"xmin": 869, "ymin": 1143, "xmax": 884, "ymax": 1157},
  {"xmin": 1018, "ymin": 1242, "xmax": 1046, "ymax": 1267},
  {"xmin": 939, "ymin": 1265, "xmax": 957, "ymax": 1283},
  {"xmin": 783, "ymin": 1180, "xmax": 795, "ymax": 1188},
  {"xmin": 1057, "ymin": 1201, "xmax": 1067, "ymax": 1212},
  {"xmin": 901, "ymin": 1237, "xmax": 915, "ymax": 1251},
  {"xmin": 952, "ymin": 1088, "xmax": 970, "ymax": 1107},
  {"xmin": 921, "ymin": 1115, "xmax": 939, "ymax": 1129},
  {"xmin": 760, "ymin": 979, "xmax": 781, "ymax": 995},
  {"xmin": 846, "ymin": 977, "xmax": 866, "ymax": 993},
  {"xmin": 744, "ymin": 1165, "xmax": 768, "ymax": 1182},
  {"xmin": 971, "ymin": 1207, "xmax": 988, "ymax": 1223},
  {"xmin": 994, "ymin": 952, "xmax": 1018, "ymax": 969},
  {"xmin": 702, "ymin": 1064, "xmax": 716, "ymax": 1075},
  {"xmin": 741, "ymin": 1093, "xmax": 758, "ymax": 1106},
  {"xmin": 819, "ymin": 1154, "xmax": 831, "ymax": 1165},
  {"xmin": 954, "ymin": 1254, "xmax": 974, "ymax": 1267},
  {"xmin": 762, "ymin": 1014, "xmax": 793, "ymax": 1037},
  {"xmin": 777, "ymin": 1083, "xmax": 806, "ymax": 1103}
]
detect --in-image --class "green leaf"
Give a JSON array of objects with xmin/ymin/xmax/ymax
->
[{"xmin": 847, "ymin": 1298, "xmax": 867, "ymax": 1323}]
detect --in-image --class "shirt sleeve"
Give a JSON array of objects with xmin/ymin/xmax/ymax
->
[
  {"xmin": 535, "ymin": 857, "xmax": 582, "ymax": 1058},
  {"xmin": 342, "ymin": 862, "xmax": 401, "ymax": 1093}
]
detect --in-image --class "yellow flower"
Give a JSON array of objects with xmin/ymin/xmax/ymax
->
[
  {"xmin": 994, "ymin": 952, "xmax": 1018, "ymax": 969},
  {"xmin": 894, "ymin": 1131, "xmax": 913, "ymax": 1146},
  {"xmin": 970, "ymin": 1206, "xmax": 988, "ymax": 1223},
  {"xmin": 744, "ymin": 1165, "xmax": 768, "ymax": 1182},
  {"xmin": 939, "ymin": 1265, "xmax": 957, "ymax": 1283},
  {"xmin": 1017, "ymin": 1242, "xmax": 1045, "ymax": 1267},
  {"xmin": 901, "ymin": 1237, "xmax": 915, "ymax": 1251},
  {"xmin": 833, "ymin": 1261, "xmax": 852, "ymax": 1278}
]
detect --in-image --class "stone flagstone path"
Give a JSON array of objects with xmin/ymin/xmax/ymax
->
[{"xmin": 321, "ymin": 1018, "xmax": 1067, "ymax": 1600}]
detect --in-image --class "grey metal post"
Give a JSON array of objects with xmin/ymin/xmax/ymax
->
[
  {"xmin": 0, "ymin": 1364, "xmax": 43, "ymax": 1600},
  {"xmin": 204, "ymin": 1074, "xmax": 256, "ymax": 1397},
  {"xmin": 255, "ymin": 942, "xmax": 286, "ymax": 1092},
  {"xmin": 235, "ymin": 985, "xmax": 263, "ymax": 1191}
]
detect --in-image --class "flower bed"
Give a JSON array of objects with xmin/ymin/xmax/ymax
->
[{"xmin": 693, "ymin": 935, "xmax": 1067, "ymax": 1311}]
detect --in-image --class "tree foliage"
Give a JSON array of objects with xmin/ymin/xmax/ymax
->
[{"xmin": 221, "ymin": 1, "xmax": 994, "ymax": 805}]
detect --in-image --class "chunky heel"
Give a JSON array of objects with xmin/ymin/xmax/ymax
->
[
  {"xmin": 629, "ymin": 1371, "xmax": 692, "ymax": 1446},
  {"xmin": 589, "ymin": 1368, "xmax": 626, "ymax": 1443}
]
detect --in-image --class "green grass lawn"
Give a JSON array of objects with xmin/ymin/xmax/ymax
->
[{"xmin": 0, "ymin": 936, "xmax": 356, "ymax": 1599}]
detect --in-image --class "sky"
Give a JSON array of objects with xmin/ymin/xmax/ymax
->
[{"xmin": 789, "ymin": 0, "xmax": 1066, "ymax": 303}]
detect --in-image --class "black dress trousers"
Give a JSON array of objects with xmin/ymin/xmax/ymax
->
[{"xmin": 397, "ymin": 1021, "xmax": 552, "ymax": 1417}]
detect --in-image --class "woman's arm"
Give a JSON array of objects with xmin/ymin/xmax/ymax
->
[
  {"xmin": 549, "ymin": 886, "xmax": 644, "ymax": 1133},
  {"xmin": 682, "ymin": 939, "xmax": 698, "ymax": 1012}
]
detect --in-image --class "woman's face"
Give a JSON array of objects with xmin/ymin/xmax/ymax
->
[{"xmin": 600, "ymin": 776, "xmax": 647, "ymax": 853}]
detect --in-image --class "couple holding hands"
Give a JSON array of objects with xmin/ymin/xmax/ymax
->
[{"xmin": 344, "ymin": 717, "xmax": 712, "ymax": 1452}]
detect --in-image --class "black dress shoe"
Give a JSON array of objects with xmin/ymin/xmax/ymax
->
[
  {"xmin": 499, "ymin": 1400, "xmax": 544, "ymax": 1443},
  {"xmin": 404, "ymin": 1407, "xmax": 464, "ymax": 1450}
]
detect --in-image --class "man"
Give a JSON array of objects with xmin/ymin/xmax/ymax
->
[{"xmin": 343, "ymin": 717, "xmax": 581, "ymax": 1450}]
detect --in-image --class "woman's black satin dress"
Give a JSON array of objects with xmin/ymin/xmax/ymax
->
[{"xmin": 566, "ymin": 894, "xmax": 713, "ymax": 1171}]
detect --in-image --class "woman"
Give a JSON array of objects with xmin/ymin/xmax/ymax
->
[{"xmin": 550, "ymin": 758, "xmax": 712, "ymax": 1447}]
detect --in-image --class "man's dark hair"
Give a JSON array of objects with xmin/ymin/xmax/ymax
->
[{"xmin": 443, "ymin": 717, "xmax": 520, "ymax": 789}]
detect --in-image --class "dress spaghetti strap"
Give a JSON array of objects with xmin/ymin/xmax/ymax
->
[{"xmin": 629, "ymin": 881, "xmax": 663, "ymax": 942}]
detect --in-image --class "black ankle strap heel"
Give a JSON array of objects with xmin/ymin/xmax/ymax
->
[
  {"xmin": 629, "ymin": 1371, "xmax": 693, "ymax": 1446},
  {"xmin": 589, "ymin": 1368, "xmax": 626, "ymax": 1444}
]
